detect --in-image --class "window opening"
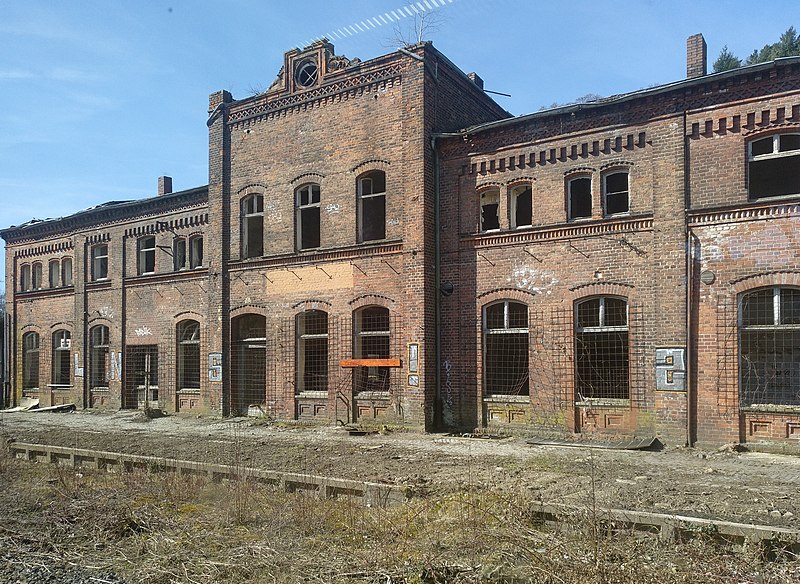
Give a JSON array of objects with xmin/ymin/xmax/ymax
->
[
  {"xmin": 295, "ymin": 60, "xmax": 318, "ymax": 88},
  {"xmin": 177, "ymin": 320, "xmax": 201, "ymax": 391},
  {"xmin": 61, "ymin": 258, "xmax": 72, "ymax": 287},
  {"xmin": 138, "ymin": 236, "xmax": 156, "ymax": 275},
  {"xmin": 296, "ymin": 184, "xmax": 321, "ymax": 250},
  {"xmin": 231, "ymin": 314, "xmax": 267, "ymax": 415},
  {"xmin": 52, "ymin": 330, "xmax": 71, "ymax": 386},
  {"xmin": 22, "ymin": 332, "xmax": 40, "ymax": 391},
  {"xmin": 354, "ymin": 306, "xmax": 391, "ymax": 394},
  {"xmin": 125, "ymin": 345, "xmax": 159, "ymax": 408},
  {"xmin": 241, "ymin": 194, "xmax": 264, "ymax": 258},
  {"xmin": 603, "ymin": 171, "xmax": 629, "ymax": 215},
  {"xmin": 483, "ymin": 301, "xmax": 529, "ymax": 396},
  {"xmin": 31, "ymin": 262, "xmax": 42, "ymax": 290},
  {"xmin": 480, "ymin": 190, "xmax": 500, "ymax": 231},
  {"xmin": 19, "ymin": 264, "xmax": 31, "ymax": 292},
  {"xmin": 511, "ymin": 185, "xmax": 532, "ymax": 228},
  {"xmin": 575, "ymin": 297, "xmax": 629, "ymax": 400},
  {"xmin": 297, "ymin": 310, "xmax": 328, "ymax": 394},
  {"xmin": 569, "ymin": 176, "xmax": 592, "ymax": 220},
  {"xmin": 740, "ymin": 287, "xmax": 800, "ymax": 407},
  {"xmin": 89, "ymin": 325, "xmax": 110, "ymax": 391},
  {"xmin": 174, "ymin": 238, "xmax": 187, "ymax": 270},
  {"xmin": 91, "ymin": 244, "xmax": 108, "ymax": 281},
  {"xmin": 49, "ymin": 260, "xmax": 60, "ymax": 288},
  {"xmin": 189, "ymin": 235, "xmax": 204, "ymax": 268},
  {"xmin": 358, "ymin": 171, "xmax": 386, "ymax": 242},
  {"xmin": 748, "ymin": 134, "xmax": 800, "ymax": 199}
]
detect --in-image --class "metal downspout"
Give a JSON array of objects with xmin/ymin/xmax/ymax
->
[
  {"xmin": 684, "ymin": 109, "xmax": 695, "ymax": 447},
  {"xmin": 432, "ymin": 135, "xmax": 442, "ymax": 430}
]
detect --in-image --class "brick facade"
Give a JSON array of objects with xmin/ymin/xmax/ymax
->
[{"xmin": 3, "ymin": 38, "xmax": 800, "ymax": 446}]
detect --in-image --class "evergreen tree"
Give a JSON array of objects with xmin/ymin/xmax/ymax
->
[
  {"xmin": 713, "ymin": 27, "xmax": 799, "ymax": 72},
  {"xmin": 712, "ymin": 45, "xmax": 742, "ymax": 72}
]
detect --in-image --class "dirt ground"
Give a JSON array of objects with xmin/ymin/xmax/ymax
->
[{"xmin": 1, "ymin": 409, "xmax": 799, "ymax": 530}]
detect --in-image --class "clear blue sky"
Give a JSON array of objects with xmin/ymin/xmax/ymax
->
[{"xmin": 1, "ymin": 0, "xmax": 796, "ymax": 290}]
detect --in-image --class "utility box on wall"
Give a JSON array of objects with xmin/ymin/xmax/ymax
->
[{"xmin": 656, "ymin": 347, "xmax": 686, "ymax": 391}]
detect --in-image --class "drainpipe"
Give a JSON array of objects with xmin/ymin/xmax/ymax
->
[
  {"xmin": 431, "ymin": 134, "xmax": 442, "ymax": 430},
  {"xmin": 683, "ymin": 109, "xmax": 695, "ymax": 447}
]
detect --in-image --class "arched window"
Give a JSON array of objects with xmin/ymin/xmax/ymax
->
[
  {"xmin": 19, "ymin": 264, "xmax": 31, "ymax": 292},
  {"xmin": 296, "ymin": 310, "xmax": 328, "ymax": 394},
  {"xmin": 479, "ymin": 189, "xmax": 500, "ymax": 232},
  {"xmin": 22, "ymin": 332, "xmax": 40, "ymax": 391},
  {"xmin": 177, "ymin": 320, "xmax": 201, "ymax": 391},
  {"xmin": 296, "ymin": 184, "xmax": 321, "ymax": 250},
  {"xmin": 173, "ymin": 237, "xmax": 187, "ymax": 270},
  {"xmin": 52, "ymin": 330, "xmax": 71, "ymax": 386},
  {"xmin": 575, "ymin": 297, "xmax": 629, "ymax": 400},
  {"xmin": 231, "ymin": 314, "xmax": 266, "ymax": 415},
  {"xmin": 748, "ymin": 134, "xmax": 800, "ymax": 199},
  {"xmin": 89, "ymin": 325, "xmax": 110, "ymax": 391},
  {"xmin": 61, "ymin": 258, "xmax": 73, "ymax": 287},
  {"xmin": 603, "ymin": 170, "xmax": 629, "ymax": 216},
  {"xmin": 189, "ymin": 235, "xmax": 204, "ymax": 268},
  {"xmin": 91, "ymin": 244, "xmax": 108, "ymax": 281},
  {"xmin": 49, "ymin": 259, "xmax": 60, "ymax": 288},
  {"xmin": 31, "ymin": 262, "xmax": 42, "ymax": 290},
  {"xmin": 137, "ymin": 235, "xmax": 156, "ymax": 275},
  {"xmin": 483, "ymin": 301, "xmax": 529, "ymax": 396},
  {"xmin": 510, "ymin": 185, "xmax": 532, "ymax": 229},
  {"xmin": 353, "ymin": 306, "xmax": 391, "ymax": 393},
  {"xmin": 241, "ymin": 194, "xmax": 264, "ymax": 258},
  {"xmin": 568, "ymin": 175, "xmax": 592, "ymax": 220},
  {"xmin": 740, "ymin": 287, "xmax": 800, "ymax": 406},
  {"xmin": 358, "ymin": 171, "xmax": 386, "ymax": 242}
]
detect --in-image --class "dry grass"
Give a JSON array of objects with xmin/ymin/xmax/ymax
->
[{"xmin": 0, "ymin": 450, "xmax": 797, "ymax": 584}]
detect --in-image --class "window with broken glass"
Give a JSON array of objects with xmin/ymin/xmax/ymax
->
[
  {"xmin": 358, "ymin": 171, "xmax": 386, "ymax": 242},
  {"xmin": 189, "ymin": 235, "xmax": 204, "ymax": 268},
  {"xmin": 296, "ymin": 310, "xmax": 328, "ymax": 395},
  {"xmin": 52, "ymin": 330, "xmax": 71, "ymax": 386},
  {"xmin": 575, "ymin": 297, "xmax": 629, "ymax": 401},
  {"xmin": 603, "ymin": 170, "xmax": 630, "ymax": 216},
  {"xmin": 296, "ymin": 184, "xmax": 321, "ymax": 250},
  {"xmin": 483, "ymin": 301, "xmax": 529, "ymax": 396},
  {"xmin": 510, "ymin": 185, "xmax": 532, "ymax": 228},
  {"xmin": 138, "ymin": 236, "xmax": 156, "ymax": 275},
  {"xmin": 748, "ymin": 134, "xmax": 800, "ymax": 199},
  {"xmin": 740, "ymin": 287, "xmax": 800, "ymax": 407},
  {"xmin": 241, "ymin": 194, "xmax": 264, "ymax": 258},
  {"xmin": 479, "ymin": 189, "xmax": 500, "ymax": 232}
]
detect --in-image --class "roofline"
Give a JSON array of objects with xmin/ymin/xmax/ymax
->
[
  {"xmin": 1, "ymin": 184, "xmax": 209, "ymax": 240},
  {"xmin": 435, "ymin": 55, "xmax": 800, "ymax": 139}
]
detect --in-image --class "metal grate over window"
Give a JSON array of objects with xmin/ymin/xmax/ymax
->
[
  {"xmin": 22, "ymin": 332, "xmax": 40, "ymax": 391},
  {"xmin": 483, "ymin": 301, "xmax": 529, "ymax": 396},
  {"xmin": 52, "ymin": 330, "xmax": 71, "ymax": 386},
  {"xmin": 740, "ymin": 287, "xmax": 800, "ymax": 407},
  {"xmin": 89, "ymin": 325, "xmax": 109, "ymax": 391},
  {"xmin": 297, "ymin": 310, "xmax": 328, "ymax": 394},
  {"xmin": 177, "ymin": 320, "xmax": 201, "ymax": 391},
  {"xmin": 231, "ymin": 314, "xmax": 267, "ymax": 415},
  {"xmin": 575, "ymin": 297, "xmax": 629, "ymax": 400},
  {"xmin": 353, "ymin": 306, "xmax": 391, "ymax": 394}
]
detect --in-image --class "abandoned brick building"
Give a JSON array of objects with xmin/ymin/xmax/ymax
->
[{"xmin": 3, "ymin": 35, "xmax": 800, "ymax": 447}]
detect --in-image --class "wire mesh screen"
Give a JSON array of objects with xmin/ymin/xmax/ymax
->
[
  {"xmin": 231, "ymin": 314, "xmax": 267, "ymax": 416},
  {"xmin": 716, "ymin": 295, "xmax": 739, "ymax": 413},
  {"xmin": 740, "ymin": 287, "xmax": 800, "ymax": 407},
  {"xmin": 575, "ymin": 297, "xmax": 630, "ymax": 401},
  {"xmin": 124, "ymin": 345, "xmax": 159, "ymax": 409}
]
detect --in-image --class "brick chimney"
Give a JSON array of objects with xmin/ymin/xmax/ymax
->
[
  {"xmin": 686, "ymin": 33, "xmax": 707, "ymax": 78},
  {"xmin": 158, "ymin": 175, "xmax": 173, "ymax": 196}
]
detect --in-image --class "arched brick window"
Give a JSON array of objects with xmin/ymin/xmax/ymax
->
[
  {"xmin": 52, "ymin": 330, "xmax": 71, "ymax": 386},
  {"xmin": 22, "ymin": 332, "xmax": 40, "ymax": 391},
  {"xmin": 483, "ymin": 300, "xmax": 529, "ymax": 396},
  {"xmin": 89, "ymin": 325, "xmax": 110, "ymax": 391},
  {"xmin": 296, "ymin": 183, "xmax": 321, "ymax": 250},
  {"xmin": 575, "ymin": 296, "xmax": 629, "ymax": 400},
  {"xmin": 353, "ymin": 306, "xmax": 390, "ymax": 393},
  {"xmin": 357, "ymin": 171, "xmax": 386, "ymax": 242},
  {"xmin": 296, "ymin": 310, "xmax": 328, "ymax": 394},
  {"xmin": 177, "ymin": 320, "xmax": 201, "ymax": 392},
  {"xmin": 241, "ymin": 194, "xmax": 264, "ymax": 258},
  {"xmin": 740, "ymin": 287, "xmax": 800, "ymax": 406},
  {"xmin": 231, "ymin": 314, "xmax": 266, "ymax": 415}
]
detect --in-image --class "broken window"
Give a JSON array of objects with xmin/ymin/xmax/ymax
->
[
  {"xmin": 748, "ymin": 134, "xmax": 800, "ymax": 199},
  {"xmin": 19, "ymin": 264, "xmax": 31, "ymax": 292},
  {"xmin": 49, "ymin": 259, "xmax": 60, "ymax": 288},
  {"xmin": 241, "ymin": 194, "xmax": 264, "ymax": 258},
  {"xmin": 568, "ymin": 176, "xmax": 592, "ymax": 220},
  {"xmin": 138, "ymin": 235, "xmax": 156, "ymax": 275},
  {"xmin": 61, "ymin": 258, "xmax": 73, "ymax": 287},
  {"xmin": 91, "ymin": 244, "xmax": 108, "ymax": 281},
  {"xmin": 575, "ymin": 297, "xmax": 629, "ymax": 401},
  {"xmin": 89, "ymin": 325, "xmax": 110, "ymax": 391},
  {"xmin": 740, "ymin": 287, "xmax": 800, "ymax": 407},
  {"xmin": 31, "ymin": 262, "xmax": 42, "ymax": 290},
  {"xmin": 22, "ymin": 332, "xmax": 40, "ymax": 391},
  {"xmin": 358, "ymin": 171, "xmax": 386, "ymax": 242},
  {"xmin": 231, "ymin": 314, "xmax": 266, "ymax": 415},
  {"xmin": 480, "ymin": 189, "xmax": 500, "ymax": 232},
  {"xmin": 483, "ymin": 301, "xmax": 529, "ymax": 396},
  {"xmin": 603, "ymin": 171, "xmax": 629, "ymax": 215},
  {"xmin": 125, "ymin": 345, "xmax": 159, "ymax": 407},
  {"xmin": 189, "ymin": 235, "xmax": 204, "ymax": 268},
  {"xmin": 296, "ymin": 184, "xmax": 321, "ymax": 250},
  {"xmin": 52, "ymin": 330, "xmax": 71, "ymax": 386},
  {"xmin": 353, "ymin": 306, "xmax": 391, "ymax": 394},
  {"xmin": 511, "ymin": 185, "xmax": 532, "ymax": 228},
  {"xmin": 174, "ymin": 237, "xmax": 187, "ymax": 270},
  {"xmin": 296, "ymin": 310, "xmax": 328, "ymax": 394},
  {"xmin": 177, "ymin": 320, "xmax": 201, "ymax": 391}
]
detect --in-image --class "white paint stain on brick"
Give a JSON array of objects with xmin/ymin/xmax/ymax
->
[{"xmin": 507, "ymin": 262, "xmax": 558, "ymax": 294}]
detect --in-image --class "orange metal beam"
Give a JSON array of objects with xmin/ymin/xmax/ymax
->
[{"xmin": 339, "ymin": 358, "xmax": 402, "ymax": 368}]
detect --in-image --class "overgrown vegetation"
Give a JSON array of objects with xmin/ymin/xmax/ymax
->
[
  {"xmin": 713, "ymin": 27, "xmax": 800, "ymax": 72},
  {"xmin": 0, "ymin": 453, "xmax": 797, "ymax": 583}
]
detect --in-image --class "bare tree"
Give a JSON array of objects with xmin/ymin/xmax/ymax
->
[{"xmin": 384, "ymin": 10, "xmax": 445, "ymax": 48}]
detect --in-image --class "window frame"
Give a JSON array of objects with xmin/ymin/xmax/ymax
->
[
  {"xmin": 357, "ymin": 170, "xmax": 387, "ymax": 243},
  {"xmin": 52, "ymin": 330, "xmax": 72, "ymax": 387},
  {"xmin": 137, "ymin": 235, "xmax": 156, "ymax": 275},
  {"xmin": 509, "ymin": 184, "xmax": 533, "ymax": 229},
  {"xmin": 747, "ymin": 133, "xmax": 800, "ymax": 200},
  {"xmin": 22, "ymin": 331, "xmax": 40, "ymax": 391},
  {"xmin": 189, "ymin": 235, "xmax": 204, "ymax": 268},
  {"xmin": 353, "ymin": 306, "xmax": 391, "ymax": 394},
  {"xmin": 241, "ymin": 194, "xmax": 264, "ymax": 259},
  {"xmin": 48, "ymin": 259, "xmax": 60, "ymax": 288},
  {"xmin": 482, "ymin": 300, "xmax": 530, "ymax": 397},
  {"xmin": 602, "ymin": 169, "xmax": 630, "ymax": 216},
  {"xmin": 91, "ymin": 244, "xmax": 109, "ymax": 281},
  {"xmin": 89, "ymin": 325, "xmax": 110, "ymax": 390},
  {"xmin": 61, "ymin": 257, "xmax": 73, "ymax": 287},
  {"xmin": 295, "ymin": 183, "xmax": 322, "ymax": 251},
  {"xmin": 19, "ymin": 264, "xmax": 31, "ymax": 292},
  {"xmin": 31, "ymin": 262, "xmax": 42, "ymax": 290},
  {"xmin": 479, "ymin": 188, "xmax": 501, "ymax": 232},
  {"xmin": 567, "ymin": 175, "xmax": 593, "ymax": 221},
  {"xmin": 296, "ymin": 310, "xmax": 329, "ymax": 396},
  {"xmin": 177, "ymin": 320, "xmax": 201, "ymax": 392}
]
